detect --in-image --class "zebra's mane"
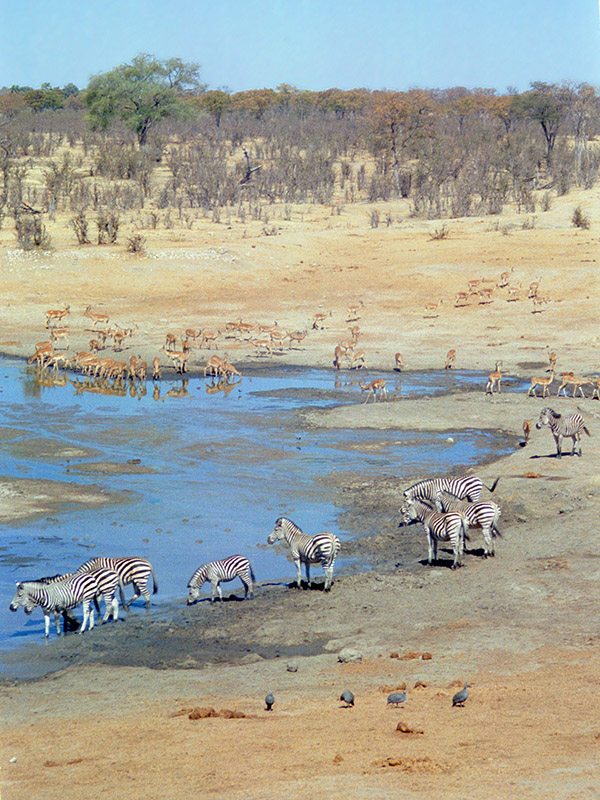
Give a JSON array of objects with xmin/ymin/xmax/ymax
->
[
  {"xmin": 277, "ymin": 517, "xmax": 303, "ymax": 534},
  {"xmin": 542, "ymin": 407, "xmax": 561, "ymax": 419}
]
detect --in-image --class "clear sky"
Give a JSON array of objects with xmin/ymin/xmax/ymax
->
[{"xmin": 1, "ymin": 0, "xmax": 599, "ymax": 93}]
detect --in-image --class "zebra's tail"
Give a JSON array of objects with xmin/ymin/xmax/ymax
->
[
  {"xmin": 151, "ymin": 568, "xmax": 158, "ymax": 595},
  {"xmin": 249, "ymin": 563, "xmax": 256, "ymax": 583},
  {"xmin": 483, "ymin": 477, "xmax": 501, "ymax": 493},
  {"xmin": 583, "ymin": 426, "xmax": 591, "ymax": 437}
]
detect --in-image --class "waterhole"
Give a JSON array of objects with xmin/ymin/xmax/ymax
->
[{"xmin": 0, "ymin": 358, "xmax": 513, "ymax": 655}]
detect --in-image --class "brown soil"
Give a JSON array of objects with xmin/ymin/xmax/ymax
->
[{"xmin": 1, "ymin": 191, "xmax": 600, "ymax": 799}]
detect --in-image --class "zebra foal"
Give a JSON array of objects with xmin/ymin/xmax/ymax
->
[
  {"xmin": 268, "ymin": 517, "xmax": 341, "ymax": 591},
  {"xmin": 436, "ymin": 491, "xmax": 501, "ymax": 557},
  {"xmin": 399, "ymin": 499, "xmax": 469, "ymax": 569},
  {"xmin": 187, "ymin": 555, "xmax": 255, "ymax": 603},
  {"xmin": 535, "ymin": 407, "xmax": 590, "ymax": 458},
  {"xmin": 403, "ymin": 474, "xmax": 499, "ymax": 506},
  {"xmin": 77, "ymin": 556, "xmax": 157, "ymax": 610},
  {"xmin": 9, "ymin": 572, "xmax": 99, "ymax": 638}
]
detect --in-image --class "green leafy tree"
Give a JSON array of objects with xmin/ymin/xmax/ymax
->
[{"xmin": 84, "ymin": 54, "xmax": 203, "ymax": 146}]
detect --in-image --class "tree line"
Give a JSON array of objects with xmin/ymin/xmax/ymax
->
[{"xmin": 0, "ymin": 54, "xmax": 598, "ymax": 247}]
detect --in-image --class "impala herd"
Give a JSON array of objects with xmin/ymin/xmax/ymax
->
[{"xmin": 27, "ymin": 292, "xmax": 599, "ymax": 406}]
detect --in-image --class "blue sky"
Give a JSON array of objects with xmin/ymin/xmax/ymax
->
[{"xmin": 1, "ymin": 0, "xmax": 599, "ymax": 92}]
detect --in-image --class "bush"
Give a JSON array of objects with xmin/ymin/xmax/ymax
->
[
  {"xmin": 15, "ymin": 208, "xmax": 51, "ymax": 250},
  {"xmin": 97, "ymin": 210, "xmax": 119, "ymax": 243},
  {"xmin": 126, "ymin": 232, "xmax": 146, "ymax": 254},
  {"xmin": 71, "ymin": 210, "xmax": 90, "ymax": 244},
  {"xmin": 571, "ymin": 206, "xmax": 590, "ymax": 229}
]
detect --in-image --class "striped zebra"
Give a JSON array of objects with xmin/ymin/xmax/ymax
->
[
  {"xmin": 436, "ymin": 491, "xmax": 501, "ymax": 558},
  {"xmin": 77, "ymin": 556, "xmax": 157, "ymax": 610},
  {"xmin": 399, "ymin": 499, "xmax": 469, "ymax": 569},
  {"xmin": 37, "ymin": 569, "xmax": 120, "ymax": 624},
  {"xmin": 187, "ymin": 555, "xmax": 255, "ymax": 604},
  {"xmin": 535, "ymin": 407, "xmax": 591, "ymax": 458},
  {"xmin": 403, "ymin": 474, "xmax": 500, "ymax": 505},
  {"xmin": 268, "ymin": 517, "xmax": 341, "ymax": 591},
  {"xmin": 9, "ymin": 572, "xmax": 99, "ymax": 638}
]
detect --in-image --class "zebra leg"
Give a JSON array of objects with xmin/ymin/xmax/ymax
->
[
  {"xmin": 426, "ymin": 531, "xmax": 434, "ymax": 565},
  {"xmin": 293, "ymin": 558, "xmax": 302, "ymax": 588},
  {"xmin": 482, "ymin": 525, "xmax": 494, "ymax": 557},
  {"xmin": 305, "ymin": 561, "xmax": 311, "ymax": 588},
  {"xmin": 555, "ymin": 434, "xmax": 562, "ymax": 458},
  {"xmin": 45, "ymin": 613, "xmax": 52, "ymax": 638},
  {"xmin": 241, "ymin": 577, "xmax": 253, "ymax": 599},
  {"xmin": 79, "ymin": 601, "xmax": 90, "ymax": 633},
  {"xmin": 324, "ymin": 564, "xmax": 334, "ymax": 591}
]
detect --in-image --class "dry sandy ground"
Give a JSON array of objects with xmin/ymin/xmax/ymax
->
[{"xmin": 1, "ymin": 191, "xmax": 600, "ymax": 799}]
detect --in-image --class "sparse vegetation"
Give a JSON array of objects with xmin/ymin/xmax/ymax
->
[{"xmin": 571, "ymin": 206, "xmax": 590, "ymax": 229}]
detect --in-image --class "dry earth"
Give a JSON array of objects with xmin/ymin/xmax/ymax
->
[{"xmin": 1, "ymin": 191, "xmax": 600, "ymax": 799}]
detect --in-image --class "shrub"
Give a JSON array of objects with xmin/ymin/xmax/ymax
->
[
  {"xmin": 571, "ymin": 206, "xmax": 590, "ymax": 229},
  {"xmin": 126, "ymin": 232, "xmax": 146, "ymax": 254}
]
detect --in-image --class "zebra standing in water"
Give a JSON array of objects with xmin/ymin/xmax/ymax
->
[
  {"xmin": 77, "ymin": 556, "xmax": 157, "ymax": 610},
  {"xmin": 9, "ymin": 572, "xmax": 99, "ymax": 638},
  {"xmin": 187, "ymin": 555, "xmax": 255, "ymax": 603},
  {"xmin": 399, "ymin": 499, "xmax": 469, "ymax": 569},
  {"xmin": 403, "ymin": 475, "xmax": 500, "ymax": 505},
  {"xmin": 268, "ymin": 517, "xmax": 341, "ymax": 591},
  {"xmin": 37, "ymin": 568, "xmax": 120, "ymax": 624},
  {"xmin": 536, "ymin": 407, "xmax": 591, "ymax": 458},
  {"xmin": 436, "ymin": 491, "xmax": 501, "ymax": 558}
]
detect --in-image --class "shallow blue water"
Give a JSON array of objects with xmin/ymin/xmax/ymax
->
[{"xmin": 0, "ymin": 358, "xmax": 517, "ymax": 653}]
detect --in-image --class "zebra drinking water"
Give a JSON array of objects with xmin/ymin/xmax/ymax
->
[
  {"xmin": 535, "ymin": 407, "xmax": 590, "ymax": 458},
  {"xmin": 268, "ymin": 517, "xmax": 341, "ymax": 591},
  {"xmin": 77, "ymin": 556, "xmax": 157, "ymax": 610},
  {"xmin": 399, "ymin": 499, "xmax": 469, "ymax": 569},
  {"xmin": 9, "ymin": 572, "xmax": 99, "ymax": 638},
  {"xmin": 187, "ymin": 555, "xmax": 255, "ymax": 603},
  {"xmin": 436, "ymin": 491, "xmax": 501, "ymax": 557},
  {"xmin": 403, "ymin": 475, "xmax": 500, "ymax": 505}
]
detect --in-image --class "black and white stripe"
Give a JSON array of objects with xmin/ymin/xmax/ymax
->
[
  {"xmin": 77, "ymin": 556, "xmax": 157, "ymax": 610},
  {"xmin": 268, "ymin": 517, "xmax": 341, "ymax": 591},
  {"xmin": 436, "ymin": 491, "xmax": 501, "ymax": 557},
  {"xmin": 187, "ymin": 555, "xmax": 255, "ymax": 603},
  {"xmin": 9, "ymin": 572, "xmax": 99, "ymax": 638},
  {"xmin": 400, "ymin": 499, "xmax": 468, "ymax": 569},
  {"xmin": 403, "ymin": 474, "xmax": 499, "ymax": 505},
  {"xmin": 536, "ymin": 407, "xmax": 591, "ymax": 458}
]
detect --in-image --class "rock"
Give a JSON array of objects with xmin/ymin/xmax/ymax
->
[
  {"xmin": 395, "ymin": 721, "xmax": 424, "ymax": 734},
  {"xmin": 337, "ymin": 647, "xmax": 362, "ymax": 663},
  {"xmin": 239, "ymin": 653, "xmax": 264, "ymax": 665},
  {"xmin": 286, "ymin": 662, "xmax": 298, "ymax": 672}
]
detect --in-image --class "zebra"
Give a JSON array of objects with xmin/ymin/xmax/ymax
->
[
  {"xmin": 436, "ymin": 491, "xmax": 501, "ymax": 557},
  {"xmin": 9, "ymin": 572, "xmax": 99, "ymax": 638},
  {"xmin": 399, "ymin": 499, "xmax": 469, "ymax": 569},
  {"xmin": 187, "ymin": 555, "xmax": 255, "ymax": 604},
  {"xmin": 268, "ymin": 517, "xmax": 341, "ymax": 591},
  {"xmin": 403, "ymin": 475, "xmax": 500, "ymax": 506},
  {"xmin": 36, "ymin": 569, "xmax": 120, "ymax": 624},
  {"xmin": 535, "ymin": 407, "xmax": 590, "ymax": 458},
  {"xmin": 77, "ymin": 556, "xmax": 157, "ymax": 610}
]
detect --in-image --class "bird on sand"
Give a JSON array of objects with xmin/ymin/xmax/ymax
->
[
  {"xmin": 386, "ymin": 691, "xmax": 407, "ymax": 708},
  {"xmin": 265, "ymin": 692, "xmax": 274, "ymax": 711},
  {"xmin": 452, "ymin": 683, "xmax": 469, "ymax": 707},
  {"xmin": 340, "ymin": 690, "xmax": 354, "ymax": 707}
]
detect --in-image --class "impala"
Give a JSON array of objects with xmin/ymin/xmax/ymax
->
[
  {"xmin": 527, "ymin": 369, "xmax": 555, "ymax": 398},
  {"xmin": 45, "ymin": 305, "xmax": 70, "ymax": 327},
  {"xmin": 83, "ymin": 305, "xmax": 109, "ymax": 327},
  {"xmin": 485, "ymin": 361, "xmax": 503, "ymax": 394},
  {"xmin": 360, "ymin": 378, "xmax": 387, "ymax": 403},
  {"xmin": 445, "ymin": 349, "xmax": 456, "ymax": 370}
]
